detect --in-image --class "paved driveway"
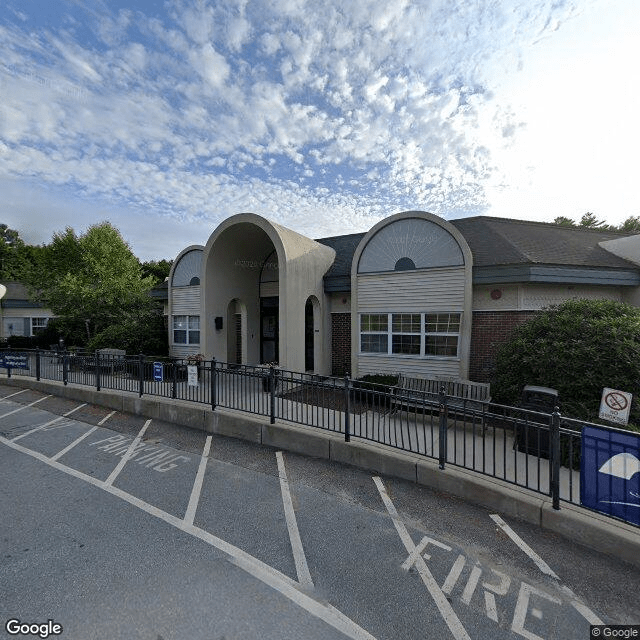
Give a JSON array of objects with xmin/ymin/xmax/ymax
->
[{"xmin": 1, "ymin": 385, "xmax": 638, "ymax": 640}]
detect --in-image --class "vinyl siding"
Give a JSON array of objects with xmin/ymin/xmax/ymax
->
[
  {"xmin": 171, "ymin": 286, "xmax": 201, "ymax": 315},
  {"xmin": 358, "ymin": 355, "xmax": 460, "ymax": 378},
  {"xmin": 356, "ymin": 266, "xmax": 467, "ymax": 379},
  {"xmin": 357, "ymin": 267, "xmax": 465, "ymax": 312},
  {"xmin": 169, "ymin": 344, "xmax": 201, "ymax": 359}
]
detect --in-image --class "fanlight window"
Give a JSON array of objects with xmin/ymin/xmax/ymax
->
[{"xmin": 394, "ymin": 257, "xmax": 415, "ymax": 271}]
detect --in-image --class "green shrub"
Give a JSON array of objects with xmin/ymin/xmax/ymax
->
[{"xmin": 494, "ymin": 299, "xmax": 640, "ymax": 428}]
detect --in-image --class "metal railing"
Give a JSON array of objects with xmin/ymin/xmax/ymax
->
[{"xmin": 1, "ymin": 349, "xmax": 636, "ymax": 528}]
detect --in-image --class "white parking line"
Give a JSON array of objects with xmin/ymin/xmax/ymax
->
[
  {"xmin": 1, "ymin": 389, "xmax": 28, "ymax": 401},
  {"xmin": 51, "ymin": 426, "xmax": 98, "ymax": 461},
  {"xmin": 489, "ymin": 514, "xmax": 559, "ymax": 578},
  {"xmin": 97, "ymin": 410, "xmax": 116, "ymax": 426},
  {"xmin": 373, "ymin": 476, "xmax": 471, "ymax": 640},
  {"xmin": 184, "ymin": 435, "xmax": 212, "ymax": 526},
  {"xmin": 13, "ymin": 403, "xmax": 87, "ymax": 439},
  {"xmin": 276, "ymin": 451, "xmax": 314, "ymax": 590},
  {"xmin": 103, "ymin": 419, "xmax": 151, "ymax": 487},
  {"xmin": 1, "ymin": 435, "xmax": 377, "ymax": 640},
  {"xmin": 2, "ymin": 395, "xmax": 51, "ymax": 425},
  {"xmin": 489, "ymin": 513, "xmax": 603, "ymax": 625}
]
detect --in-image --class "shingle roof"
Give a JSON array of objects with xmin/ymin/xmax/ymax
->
[
  {"xmin": 2, "ymin": 282, "xmax": 31, "ymax": 299},
  {"xmin": 314, "ymin": 217, "xmax": 637, "ymax": 280},
  {"xmin": 315, "ymin": 232, "xmax": 366, "ymax": 278},
  {"xmin": 450, "ymin": 217, "xmax": 634, "ymax": 269}
]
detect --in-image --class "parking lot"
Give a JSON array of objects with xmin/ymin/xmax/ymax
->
[{"xmin": 1, "ymin": 383, "xmax": 638, "ymax": 640}]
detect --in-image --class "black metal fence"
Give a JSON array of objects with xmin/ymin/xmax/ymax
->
[{"xmin": 2, "ymin": 349, "xmax": 636, "ymax": 528}]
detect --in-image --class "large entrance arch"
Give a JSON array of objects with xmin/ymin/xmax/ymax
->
[{"xmin": 200, "ymin": 213, "xmax": 335, "ymax": 373}]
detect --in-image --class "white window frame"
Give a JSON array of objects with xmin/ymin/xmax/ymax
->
[
  {"xmin": 172, "ymin": 315, "xmax": 200, "ymax": 345},
  {"xmin": 359, "ymin": 312, "xmax": 461, "ymax": 359},
  {"xmin": 359, "ymin": 313, "xmax": 389, "ymax": 353},
  {"xmin": 31, "ymin": 317, "xmax": 49, "ymax": 336}
]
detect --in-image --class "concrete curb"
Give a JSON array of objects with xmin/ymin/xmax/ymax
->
[{"xmin": 4, "ymin": 376, "xmax": 640, "ymax": 569}]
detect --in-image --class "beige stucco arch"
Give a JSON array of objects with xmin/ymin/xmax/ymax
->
[
  {"xmin": 201, "ymin": 213, "xmax": 335, "ymax": 373},
  {"xmin": 350, "ymin": 211, "xmax": 474, "ymax": 380}
]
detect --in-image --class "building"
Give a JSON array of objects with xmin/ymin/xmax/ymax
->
[
  {"xmin": 0, "ymin": 282, "xmax": 55, "ymax": 341},
  {"xmin": 167, "ymin": 211, "xmax": 640, "ymax": 381}
]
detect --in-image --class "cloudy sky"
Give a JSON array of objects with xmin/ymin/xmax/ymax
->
[{"xmin": 1, "ymin": 0, "xmax": 639, "ymax": 260}]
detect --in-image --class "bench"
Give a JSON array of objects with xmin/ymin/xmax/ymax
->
[
  {"xmin": 391, "ymin": 374, "xmax": 491, "ymax": 414},
  {"xmin": 96, "ymin": 349, "xmax": 126, "ymax": 375}
]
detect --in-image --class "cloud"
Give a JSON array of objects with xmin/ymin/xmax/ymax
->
[{"xmin": 3, "ymin": 0, "xmax": 628, "ymax": 260}]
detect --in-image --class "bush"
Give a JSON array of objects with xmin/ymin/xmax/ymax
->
[
  {"xmin": 351, "ymin": 374, "xmax": 400, "ymax": 407},
  {"xmin": 494, "ymin": 299, "xmax": 640, "ymax": 428},
  {"xmin": 6, "ymin": 335, "xmax": 38, "ymax": 349},
  {"xmin": 87, "ymin": 308, "xmax": 168, "ymax": 357}
]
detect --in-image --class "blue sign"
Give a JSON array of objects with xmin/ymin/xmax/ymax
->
[
  {"xmin": 581, "ymin": 425, "xmax": 640, "ymax": 526},
  {"xmin": 153, "ymin": 362, "xmax": 163, "ymax": 382},
  {"xmin": 0, "ymin": 353, "xmax": 29, "ymax": 369}
]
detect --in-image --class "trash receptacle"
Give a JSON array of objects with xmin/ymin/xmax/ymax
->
[{"xmin": 514, "ymin": 385, "xmax": 559, "ymax": 458}]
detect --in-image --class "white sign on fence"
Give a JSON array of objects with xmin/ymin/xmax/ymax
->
[
  {"xmin": 598, "ymin": 387, "xmax": 633, "ymax": 425},
  {"xmin": 187, "ymin": 365, "xmax": 199, "ymax": 387}
]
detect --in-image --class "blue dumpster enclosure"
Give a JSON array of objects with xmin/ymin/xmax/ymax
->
[{"xmin": 581, "ymin": 425, "xmax": 640, "ymax": 526}]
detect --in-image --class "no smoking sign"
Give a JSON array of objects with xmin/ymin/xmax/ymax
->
[{"xmin": 599, "ymin": 388, "xmax": 633, "ymax": 425}]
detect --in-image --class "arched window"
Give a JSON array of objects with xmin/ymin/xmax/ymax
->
[
  {"xmin": 189, "ymin": 276, "xmax": 200, "ymax": 286},
  {"xmin": 394, "ymin": 257, "xmax": 416, "ymax": 271}
]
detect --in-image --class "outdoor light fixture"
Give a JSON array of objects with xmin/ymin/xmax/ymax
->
[{"xmin": 215, "ymin": 316, "xmax": 223, "ymax": 330}]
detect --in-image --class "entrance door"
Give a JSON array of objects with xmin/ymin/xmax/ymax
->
[{"xmin": 260, "ymin": 297, "xmax": 279, "ymax": 364}]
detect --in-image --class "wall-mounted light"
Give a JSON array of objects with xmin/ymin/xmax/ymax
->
[{"xmin": 214, "ymin": 316, "xmax": 223, "ymax": 330}]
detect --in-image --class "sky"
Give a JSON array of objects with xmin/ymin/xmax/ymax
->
[{"xmin": 1, "ymin": 0, "xmax": 639, "ymax": 261}]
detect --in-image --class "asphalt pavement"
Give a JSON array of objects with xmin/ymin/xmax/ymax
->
[{"xmin": 1, "ymin": 384, "xmax": 638, "ymax": 640}]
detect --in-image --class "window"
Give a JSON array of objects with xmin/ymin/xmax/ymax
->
[
  {"xmin": 391, "ymin": 313, "xmax": 420, "ymax": 354},
  {"xmin": 173, "ymin": 315, "xmax": 200, "ymax": 344},
  {"xmin": 425, "ymin": 313, "xmax": 460, "ymax": 356},
  {"xmin": 394, "ymin": 257, "xmax": 416, "ymax": 271},
  {"xmin": 360, "ymin": 314, "xmax": 388, "ymax": 353},
  {"xmin": 359, "ymin": 312, "xmax": 461, "ymax": 358},
  {"xmin": 31, "ymin": 317, "xmax": 49, "ymax": 335}
]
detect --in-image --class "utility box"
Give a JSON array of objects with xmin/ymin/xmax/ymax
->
[{"xmin": 514, "ymin": 385, "xmax": 559, "ymax": 459}]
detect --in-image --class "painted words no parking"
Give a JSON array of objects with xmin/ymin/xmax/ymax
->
[{"xmin": 89, "ymin": 435, "xmax": 191, "ymax": 473}]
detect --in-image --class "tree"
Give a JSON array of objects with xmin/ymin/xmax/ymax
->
[
  {"xmin": 579, "ymin": 212, "xmax": 606, "ymax": 229},
  {"xmin": 494, "ymin": 299, "xmax": 640, "ymax": 428},
  {"xmin": 552, "ymin": 216, "xmax": 575, "ymax": 227},
  {"xmin": 551, "ymin": 213, "xmax": 640, "ymax": 233},
  {"xmin": 140, "ymin": 258, "xmax": 173, "ymax": 285},
  {"xmin": 0, "ymin": 224, "xmax": 27, "ymax": 280},
  {"xmin": 618, "ymin": 216, "xmax": 640, "ymax": 234},
  {"xmin": 29, "ymin": 222, "xmax": 157, "ymax": 345}
]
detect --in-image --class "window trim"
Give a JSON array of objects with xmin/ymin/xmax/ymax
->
[
  {"xmin": 30, "ymin": 317, "xmax": 49, "ymax": 336},
  {"xmin": 359, "ymin": 311, "xmax": 461, "ymax": 359},
  {"xmin": 172, "ymin": 315, "xmax": 200, "ymax": 345}
]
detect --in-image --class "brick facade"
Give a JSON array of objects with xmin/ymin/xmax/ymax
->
[
  {"xmin": 469, "ymin": 310, "xmax": 538, "ymax": 382},
  {"xmin": 331, "ymin": 313, "xmax": 351, "ymax": 376}
]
